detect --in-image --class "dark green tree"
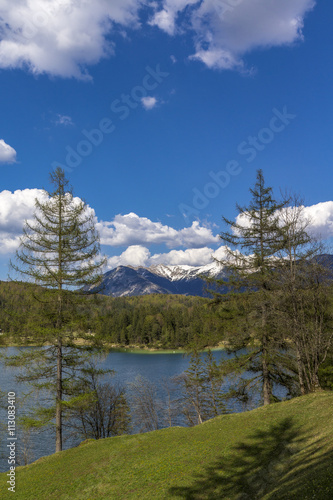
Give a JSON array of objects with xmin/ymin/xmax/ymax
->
[
  {"xmin": 217, "ymin": 169, "xmax": 289, "ymax": 405},
  {"xmin": 7, "ymin": 167, "xmax": 106, "ymax": 452}
]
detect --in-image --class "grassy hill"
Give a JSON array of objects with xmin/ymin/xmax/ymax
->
[{"xmin": 1, "ymin": 392, "xmax": 333, "ymax": 499}]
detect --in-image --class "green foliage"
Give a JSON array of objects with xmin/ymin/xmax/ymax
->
[
  {"xmin": 0, "ymin": 284, "xmax": 226, "ymax": 348},
  {"xmin": 319, "ymin": 356, "xmax": 333, "ymax": 390},
  {"xmin": 216, "ymin": 170, "xmax": 295, "ymax": 404},
  {"xmin": 4, "ymin": 168, "xmax": 106, "ymax": 453}
]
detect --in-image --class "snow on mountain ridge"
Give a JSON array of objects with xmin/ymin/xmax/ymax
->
[{"xmin": 147, "ymin": 262, "xmax": 223, "ymax": 281}]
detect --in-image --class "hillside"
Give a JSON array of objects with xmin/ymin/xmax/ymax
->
[{"xmin": 1, "ymin": 392, "xmax": 333, "ymax": 499}]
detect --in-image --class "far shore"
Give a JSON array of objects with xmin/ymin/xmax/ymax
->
[{"xmin": 0, "ymin": 336, "xmax": 228, "ymax": 353}]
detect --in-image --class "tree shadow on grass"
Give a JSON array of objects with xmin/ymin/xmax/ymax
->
[{"xmin": 169, "ymin": 417, "xmax": 330, "ymax": 500}]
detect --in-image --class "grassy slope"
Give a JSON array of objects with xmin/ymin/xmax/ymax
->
[{"xmin": 1, "ymin": 392, "xmax": 333, "ymax": 499}]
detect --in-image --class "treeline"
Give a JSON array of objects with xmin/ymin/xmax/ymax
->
[
  {"xmin": 0, "ymin": 282, "xmax": 225, "ymax": 348},
  {"xmin": 85, "ymin": 294, "xmax": 223, "ymax": 347}
]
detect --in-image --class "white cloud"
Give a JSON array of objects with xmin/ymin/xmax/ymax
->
[
  {"xmin": 149, "ymin": 8, "xmax": 176, "ymax": 35},
  {"xmin": 149, "ymin": 0, "xmax": 199, "ymax": 35},
  {"xmin": 55, "ymin": 114, "xmax": 74, "ymax": 127},
  {"xmin": 141, "ymin": 96, "xmax": 158, "ymax": 110},
  {"xmin": 0, "ymin": 188, "xmax": 92, "ymax": 255},
  {"xmin": 150, "ymin": 246, "xmax": 224, "ymax": 266},
  {"xmin": 0, "ymin": 139, "xmax": 17, "ymax": 164},
  {"xmin": 189, "ymin": 46, "xmax": 244, "ymax": 71},
  {"xmin": 0, "ymin": 196, "xmax": 218, "ymax": 257},
  {"xmin": 303, "ymin": 202, "xmax": 333, "ymax": 239},
  {"xmin": 98, "ymin": 212, "xmax": 219, "ymax": 248},
  {"xmin": 234, "ymin": 200, "xmax": 333, "ymax": 241},
  {"xmin": 106, "ymin": 244, "xmax": 230, "ymax": 269},
  {"xmin": 152, "ymin": 0, "xmax": 316, "ymax": 71},
  {"xmin": 0, "ymin": 1, "xmax": 316, "ymax": 78},
  {"xmin": 4, "ymin": 191, "xmax": 333, "ymax": 274},
  {"xmin": 0, "ymin": 188, "xmax": 45, "ymax": 253},
  {"xmin": 0, "ymin": 0, "xmax": 143, "ymax": 79},
  {"xmin": 107, "ymin": 245, "xmax": 151, "ymax": 269}
]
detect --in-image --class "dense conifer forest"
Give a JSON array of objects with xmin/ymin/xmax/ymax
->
[{"xmin": 0, "ymin": 281, "xmax": 224, "ymax": 348}]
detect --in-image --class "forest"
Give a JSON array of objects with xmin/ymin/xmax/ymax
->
[{"xmin": 0, "ymin": 282, "xmax": 224, "ymax": 348}]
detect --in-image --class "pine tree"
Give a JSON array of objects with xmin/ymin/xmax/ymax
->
[
  {"xmin": 7, "ymin": 167, "xmax": 106, "ymax": 452},
  {"xmin": 217, "ymin": 169, "xmax": 289, "ymax": 405}
]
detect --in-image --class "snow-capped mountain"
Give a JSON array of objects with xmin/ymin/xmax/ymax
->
[
  {"xmin": 149, "ymin": 262, "xmax": 223, "ymax": 281},
  {"xmin": 91, "ymin": 262, "xmax": 226, "ymax": 298},
  {"xmin": 89, "ymin": 254, "xmax": 333, "ymax": 298}
]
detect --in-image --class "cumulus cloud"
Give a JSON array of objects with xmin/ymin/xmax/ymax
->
[
  {"xmin": 107, "ymin": 245, "xmax": 151, "ymax": 269},
  {"xmin": 235, "ymin": 200, "xmax": 333, "ymax": 241},
  {"xmin": 0, "ymin": 1, "xmax": 316, "ymax": 79},
  {"xmin": 97, "ymin": 212, "xmax": 219, "ymax": 248},
  {"xmin": 0, "ymin": 139, "xmax": 17, "ymax": 164},
  {"xmin": 106, "ymin": 244, "xmax": 230, "ymax": 270},
  {"xmin": 141, "ymin": 96, "xmax": 158, "ymax": 110},
  {"xmin": 150, "ymin": 245, "xmax": 228, "ymax": 266},
  {"xmin": 303, "ymin": 202, "xmax": 333, "ymax": 239},
  {"xmin": 0, "ymin": 188, "xmax": 93, "ymax": 254},
  {"xmin": 152, "ymin": 0, "xmax": 316, "ymax": 70},
  {"xmin": 0, "ymin": 194, "xmax": 219, "ymax": 260},
  {"xmin": 0, "ymin": 0, "xmax": 142, "ymax": 79},
  {"xmin": 149, "ymin": 0, "xmax": 198, "ymax": 35},
  {"xmin": 4, "ymin": 190, "xmax": 333, "ymax": 274},
  {"xmin": 0, "ymin": 188, "xmax": 45, "ymax": 253}
]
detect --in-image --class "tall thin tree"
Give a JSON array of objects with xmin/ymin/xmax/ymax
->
[
  {"xmin": 9, "ymin": 167, "xmax": 106, "ymax": 452},
  {"xmin": 217, "ymin": 170, "xmax": 288, "ymax": 405}
]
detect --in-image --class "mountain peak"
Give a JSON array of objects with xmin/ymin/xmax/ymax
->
[{"xmin": 91, "ymin": 261, "xmax": 225, "ymax": 297}]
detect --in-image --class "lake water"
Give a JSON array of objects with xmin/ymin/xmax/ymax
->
[{"xmin": 0, "ymin": 347, "xmax": 284, "ymax": 472}]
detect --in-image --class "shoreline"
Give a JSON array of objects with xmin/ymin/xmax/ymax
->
[{"xmin": 0, "ymin": 338, "xmax": 228, "ymax": 353}]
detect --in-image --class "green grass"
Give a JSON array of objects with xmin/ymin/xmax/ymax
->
[{"xmin": 1, "ymin": 392, "xmax": 333, "ymax": 499}]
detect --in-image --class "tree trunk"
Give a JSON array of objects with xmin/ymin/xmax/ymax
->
[
  {"xmin": 262, "ymin": 343, "xmax": 271, "ymax": 405},
  {"xmin": 312, "ymin": 372, "xmax": 323, "ymax": 392},
  {"xmin": 55, "ymin": 336, "xmax": 62, "ymax": 452},
  {"xmin": 262, "ymin": 305, "xmax": 271, "ymax": 405},
  {"xmin": 295, "ymin": 339, "xmax": 306, "ymax": 395}
]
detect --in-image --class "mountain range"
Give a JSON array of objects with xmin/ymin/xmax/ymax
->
[
  {"xmin": 89, "ymin": 254, "xmax": 333, "ymax": 298},
  {"xmin": 91, "ymin": 262, "xmax": 226, "ymax": 298}
]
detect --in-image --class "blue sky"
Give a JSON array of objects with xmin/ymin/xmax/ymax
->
[{"xmin": 0, "ymin": 0, "xmax": 332, "ymax": 280}]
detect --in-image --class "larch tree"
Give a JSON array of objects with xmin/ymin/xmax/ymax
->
[
  {"xmin": 217, "ymin": 169, "xmax": 289, "ymax": 405},
  {"xmin": 8, "ymin": 167, "xmax": 106, "ymax": 452}
]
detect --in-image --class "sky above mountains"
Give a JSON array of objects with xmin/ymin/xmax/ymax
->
[{"xmin": 0, "ymin": 1, "xmax": 332, "ymax": 279}]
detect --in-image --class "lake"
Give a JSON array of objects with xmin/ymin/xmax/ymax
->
[{"xmin": 0, "ymin": 347, "xmax": 284, "ymax": 472}]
